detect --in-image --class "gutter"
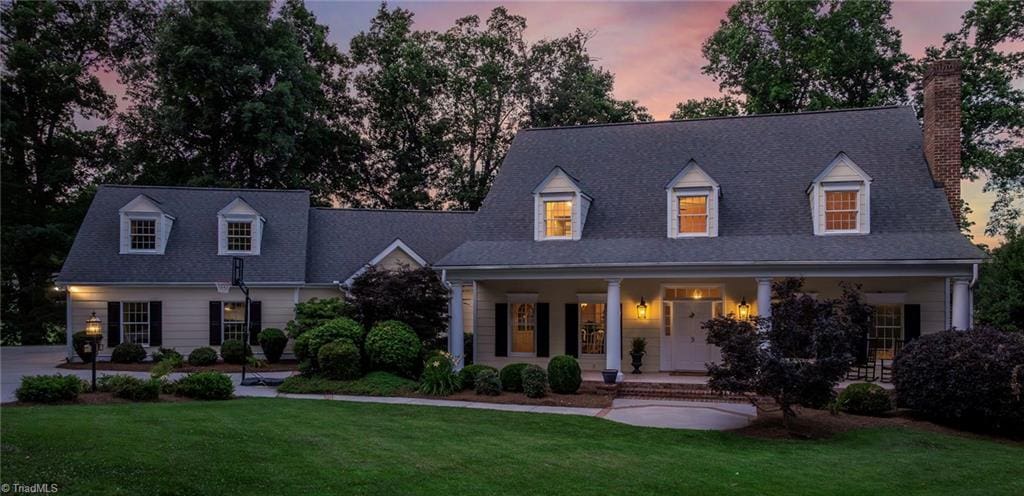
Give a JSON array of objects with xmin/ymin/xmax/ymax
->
[{"xmin": 435, "ymin": 258, "xmax": 986, "ymax": 271}]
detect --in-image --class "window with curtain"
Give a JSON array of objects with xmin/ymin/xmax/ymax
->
[
  {"xmin": 544, "ymin": 200, "xmax": 572, "ymax": 238},
  {"xmin": 510, "ymin": 303, "xmax": 535, "ymax": 354},
  {"xmin": 825, "ymin": 190, "xmax": 858, "ymax": 231},
  {"xmin": 677, "ymin": 195, "xmax": 708, "ymax": 234},
  {"xmin": 579, "ymin": 302, "xmax": 606, "ymax": 354},
  {"xmin": 222, "ymin": 302, "xmax": 247, "ymax": 342}
]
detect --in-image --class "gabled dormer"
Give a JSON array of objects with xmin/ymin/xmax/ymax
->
[
  {"xmin": 808, "ymin": 152, "xmax": 872, "ymax": 235},
  {"xmin": 533, "ymin": 167, "xmax": 592, "ymax": 241},
  {"xmin": 119, "ymin": 194, "xmax": 174, "ymax": 255},
  {"xmin": 666, "ymin": 160, "xmax": 720, "ymax": 238},
  {"xmin": 217, "ymin": 197, "xmax": 265, "ymax": 255}
]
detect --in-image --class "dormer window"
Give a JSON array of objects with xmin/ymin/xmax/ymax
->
[
  {"xmin": 226, "ymin": 221, "xmax": 253, "ymax": 251},
  {"xmin": 677, "ymin": 195, "xmax": 709, "ymax": 234},
  {"xmin": 809, "ymin": 153, "xmax": 871, "ymax": 235},
  {"xmin": 218, "ymin": 198, "xmax": 265, "ymax": 255},
  {"xmin": 666, "ymin": 160, "xmax": 719, "ymax": 238},
  {"xmin": 130, "ymin": 219, "xmax": 158, "ymax": 250},
  {"xmin": 533, "ymin": 167, "xmax": 591, "ymax": 241},
  {"xmin": 119, "ymin": 194, "xmax": 174, "ymax": 255},
  {"xmin": 544, "ymin": 199, "xmax": 573, "ymax": 238}
]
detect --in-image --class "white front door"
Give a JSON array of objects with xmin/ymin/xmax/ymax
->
[{"xmin": 671, "ymin": 300, "xmax": 715, "ymax": 371}]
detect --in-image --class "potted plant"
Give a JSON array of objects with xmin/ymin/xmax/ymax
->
[
  {"xmin": 630, "ymin": 337, "xmax": 647, "ymax": 374},
  {"xmin": 601, "ymin": 369, "xmax": 618, "ymax": 384}
]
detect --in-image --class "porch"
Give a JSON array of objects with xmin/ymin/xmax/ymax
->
[{"xmin": 581, "ymin": 371, "xmax": 895, "ymax": 390}]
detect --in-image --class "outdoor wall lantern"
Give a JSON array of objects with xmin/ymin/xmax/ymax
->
[
  {"xmin": 636, "ymin": 297, "xmax": 648, "ymax": 320},
  {"xmin": 737, "ymin": 297, "xmax": 750, "ymax": 320},
  {"xmin": 84, "ymin": 312, "xmax": 102, "ymax": 391},
  {"xmin": 692, "ymin": 288, "xmax": 703, "ymax": 300}
]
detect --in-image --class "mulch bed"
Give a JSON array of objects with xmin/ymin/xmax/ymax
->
[
  {"xmin": 421, "ymin": 382, "xmax": 615, "ymax": 409},
  {"xmin": 4, "ymin": 392, "xmax": 192, "ymax": 407},
  {"xmin": 58, "ymin": 360, "xmax": 301, "ymax": 373}
]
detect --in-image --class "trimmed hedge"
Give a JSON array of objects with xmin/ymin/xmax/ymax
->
[
  {"xmin": 188, "ymin": 347, "xmax": 218, "ymax": 366},
  {"xmin": 499, "ymin": 363, "xmax": 530, "ymax": 392},
  {"xmin": 522, "ymin": 364, "xmax": 547, "ymax": 398},
  {"xmin": 318, "ymin": 339, "xmax": 362, "ymax": 380},
  {"xmin": 220, "ymin": 339, "xmax": 251, "ymax": 365},
  {"xmin": 838, "ymin": 383, "xmax": 892, "ymax": 416},
  {"xmin": 364, "ymin": 321, "xmax": 422, "ymax": 378},
  {"xmin": 111, "ymin": 342, "xmax": 147, "ymax": 363},
  {"xmin": 474, "ymin": 369, "xmax": 501, "ymax": 396},
  {"xmin": 458, "ymin": 364, "xmax": 498, "ymax": 391},
  {"xmin": 175, "ymin": 372, "xmax": 234, "ymax": 400},
  {"xmin": 547, "ymin": 355, "xmax": 582, "ymax": 394},
  {"xmin": 258, "ymin": 328, "xmax": 288, "ymax": 363},
  {"xmin": 294, "ymin": 317, "xmax": 365, "ymax": 366},
  {"xmin": 16, "ymin": 375, "xmax": 82, "ymax": 403}
]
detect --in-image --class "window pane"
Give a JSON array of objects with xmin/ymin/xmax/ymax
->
[
  {"xmin": 869, "ymin": 304, "xmax": 903, "ymax": 358},
  {"xmin": 579, "ymin": 302, "xmax": 606, "ymax": 354},
  {"xmin": 678, "ymin": 196, "xmax": 708, "ymax": 233},
  {"xmin": 122, "ymin": 302, "xmax": 150, "ymax": 345},
  {"xmin": 223, "ymin": 302, "xmax": 247, "ymax": 342},
  {"xmin": 825, "ymin": 190, "xmax": 858, "ymax": 230},
  {"xmin": 511, "ymin": 303, "xmax": 535, "ymax": 353},
  {"xmin": 227, "ymin": 222, "xmax": 252, "ymax": 251},
  {"xmin": 544, "ymin": 201, "xmax": 572, "ymax": 237},
  {"xmin": 130, "ymin": 219, "xmax": 157, "ymax": 250}
]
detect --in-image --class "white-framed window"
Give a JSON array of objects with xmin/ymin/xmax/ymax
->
[
  {"xmin": 579, "ymin": 301, "xmax": 607, "ymax": 355},
  {"xmin": 809, "ymin": 153, "xmax": 871, "ymax": 235},
  {"xmin": 121, "ymin": 302, "xmax": 150, "ymax": 346},
  {"xmin": 119, "ymin": 195, "xmax": 173, "ymax": 255},
  {"xmin": 544, "ymin": 200, "xmax": 573, "ymax": 238},
  {"xmin": 824, "ymin": 188, "xmax": 859, "ymax": 232},
  {"xmin": 218, "ymin": 198, "xmax": 264, "ymax": 255},
  {"xmin": 129, "ymin": 219, "xmax": 158, "ymax": 251},
  {"xmin": 226, "ymin": 221, "xmax": 253, "ymax": 252},
  {"xmin": 677, "ymin": 194, "xmax": 709, "ymax": 235},
  {"xmin": 666, "ymin": 161, "xmax": 719, "ymax": 238},
  {"xmin": 870, "ymin": 304, "xmax": 903, "ymax": 357},
  {"xmin": 532, "ymin": 167, "xmax": 590, "ymax": 241},
  {"xmin": 222, "ymin": 302, "xmax": 247, "ymax": 342}
]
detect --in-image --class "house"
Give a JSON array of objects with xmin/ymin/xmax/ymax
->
[{"xmin": 58, "ymin": 61, "xmax": 984, "ymax": 379}]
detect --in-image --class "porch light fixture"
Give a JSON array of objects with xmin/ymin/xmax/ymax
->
[
  {"xmin": 693, "ymin": 288, "xmax": 703, "ymax": 300},
  {"xmin": 84, "ymin": 312, "xmax": 102, "ymax": 392},
  {"xmin": 636, "ymin": 297, "xmax": 648, "ymax": 320},
  {"xmin": 737, "ymin": 297, "xmax": 750, "ymax": 320}
]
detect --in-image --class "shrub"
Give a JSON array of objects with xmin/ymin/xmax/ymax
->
[
  {"xmin": 318, "ymin": 339, "xmax": 362, "ymax": 380},
  {"xmin": 420, "ymin": 352, "xmax": 460, "ymax": 396},
  {"xmin": 474, "ymin": 369, "xmax": 501, "ymax": 396},
  {"xmin": 220, "ymin": 339, "xmax": 251, "ymax": 365},
  {"xmin": 176, "ymin": 371, "xmax": 234, "ymax": 400},
  {"xmin": 547, "ymin": 355, "xmax": 582, "ymax": 394},
  {"xmin": 837, "ymin": 383, "xmax": 892, "ymax": 416},
  {"xmin": 110, "ymin": 342, "xmax": 147, "ymax": 363},
  {"xmin": 294, "ymin": 317, "xmax": 365, "ymax": 366},
  {"xmin": 458, "ymin": 364, "xmax": 498, "ymax": 391},
  {"xmin": 894, "ymin": 328, "xmax": 1024, "ymax": 432},
  {"xmin": 188, "ymin": 347, "xmax": 218, "ymax": 366},
  {"xmin": 346, "ymin": 266, "xmax": 449, "ymax": 349},
  {"xmin": 72, "ymin": 331, "xmax": 100, "ymax": 362},
  {"xmin": 364, "ymin": 320, "xmax": 422, "ymax": 377},
  {"xmin": 99, "ymin": 375, "xmax": 160, "ymax": 401},
  {"xmin": 522, "ymin": 364, "xmax": 547, "ymax": 398},
  {"xmin": 258, "ymin": 328, "xmax": 288, "ymax": 363},
  {"xmin": 151, "ymin": 347, "xmax": 182, "ymax": 364},
  {"xmin": 286, "ymin": 297, "xmax": 356, "ymax": 339},
  {"xmin": 151, "ymin": 359, "xmax": 177, "ymax": 379},
  {"xmin": 500, "ymin": 363, "xmax": 530, "ymax": 392},
  {"xmin": 97, "ymin": 374, "xmax": 138, "ymax": 393},
  {"xmin": 15, "ymin": 375, "xmax": 81, "ymax": 403}
]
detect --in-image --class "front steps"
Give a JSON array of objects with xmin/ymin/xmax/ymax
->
[{"xmin": 588, "ymin": 381, "xmax": 753, "ymax": 404}]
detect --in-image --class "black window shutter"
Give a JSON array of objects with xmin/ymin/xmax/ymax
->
[
  {"xmin": 536, "ymin": 303, "xmax": 550, "ymax": 357},
  {"xmin": 904, "ymin": 304, "xmax": 921, "ymax": 343},
  {"xmin": 619, "ymin": 303, "xmax": 623, "ymax": 361},
  {"xmin": 248, "ymin": 301, "xmax": 262, "ymax": 345},
  {"xmin": 495, "ymin": 303, "xmax": 508, "ymax": 357},
  {"xmin": 564, "ymin": 303, "xmax": 579, "ymax": 357},
  {"xmin": 107, "ymin": 301, "xmax": 121, "ymax": 347},
  {"xmin": 209, "ymin": 301, "xmax": 222, "ymax": 345},
  {"xmin": 149, "ymin": 301, "xmax": 162, "ymax": 347}
]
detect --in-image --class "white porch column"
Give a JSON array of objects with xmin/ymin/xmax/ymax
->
[
  {"xmin": 951, "ymin": 277, "xmax": 971, "ymax": 330},
  {"xmin": 605, "ymin": 279, "xmax": 623, "ymax": 382},
  {"xmin": 756, "ymin": 277, "xmax": 773, "ymax": 320},
  {"xmin": 449, "ymin": 281, "xmax": 465, "ymax": 370},
  {"xmin": 65, "ymin": 287, "xmax": 74, "ymax": 361}
]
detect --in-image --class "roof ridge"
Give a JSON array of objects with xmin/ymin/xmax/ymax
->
[
  {"xmin": 522, "ymin": 105, "xmax": 908, "ymax": 132},
  {"xmin": 314, "ymin": 207, "xmax": 476, "ymax": 214},
  {"xmin": 100, "ymin": 184, "xmax": 310, "ymax": 193}
]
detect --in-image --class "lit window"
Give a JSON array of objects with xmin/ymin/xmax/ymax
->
[
  {"xmin": 223, "ymin": 302, "xmax": 247, "ymax": 342},
  {"xmin": 870, "ymin": 304, "xmax": 903, "ymax": 358},
  {"xmin": 226, "ymin": 222, "xmax": 252, "ymax": 252},
  {"xmin": 677, "ymin": 195, "xmax": 708, "ymax": 234},
  {"xmin": 579, "ymin": 302, "xmax": 606, "ymax": 355},
  {"xmin": 130, "ymin": 219, "xmax": 157, "ymax": 250},
  {"xmin": 122, "ymin": 302, "xmax": 150, "ymax": 345},
  {"xmin": 825, "ymin": 190, "xmax": 858, "ymax": 231},
  {"xmin": 511, "ymin": 303, "xmax": 535, "ymax": 354},
  {"xmin": 544, "ymin": 200, "xmax": 572, "ymax": 238}
]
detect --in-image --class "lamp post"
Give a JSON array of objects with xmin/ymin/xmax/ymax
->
[{"xmin": 84, "ymin": 312, "xmax": 102, "ymax": 392}]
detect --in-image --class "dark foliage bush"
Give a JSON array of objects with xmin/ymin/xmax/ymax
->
[
  {"xmin": 72, "ymin": 331, "xmax": 101, "ymax": 362},
  {"xmin": 99, "ymin": 375, "xmax": 160, "ymax": 401},
  {"xmin": 151, "ymin": 347, "xmax": 182, "ymax": 364},
  {"xmin": 347, "ymin": 266, "xmax": 449, "ymax": 349},
  {"xmin": 258, "ymin": 328, "xmax": 288, "ymax": 363},
  {"xmin": 474, "ymin": 369, "xmax": 501, "ymax": 396},
  {"xmin": 365, "ymin": 320, "xmax": 422, "ymax": 377},
  {"xmin": 463, "ymin": 332, "xmax": 474, "ymax": 365},
  {"xmin": 420, "ymin": 352, "xmax": 460, "ymax": 396},
  {"xmin": 111, "ymin": 342, "xmax": 147, "ymax": 363},
  {"xmin": 894, "ymin": 328, "xmax": 1024, "ymax": 432},
  {"xmin": 500, "ymin": 363, "xmax": 530, "ymax": 392},
  {"xmin": 547, "ymin": 355, "xmax": 582, "ymax": 394},
  {"xmin": 318, "ymin": 339, "xmax": 362, "ymax": 380},
  {"xmin": 521, "ymin": 364, "xmax": 547, "ymax": 398},
  {"xmin": 294, "ymin": 318, "xmax": 365, "ymax": 368},
  {"xmin": 458, "ymin": 364, "xmax": 497, "ymax": 390},
  {"xmin": 837, "ymin": 383, "xmax": 892, "ymax": 416},
  {"xmin": 188, "ymin": 346, "xmax": 218, "ymax": 366},
  {"xmin": 285, "ymin": 297, "xmax": 356, "ymax": 339},
  {"xmin": 220, "ymin": 339, "xmax": 251, "ymax": 365},
  {"xmin": 16, "ymin": 375, "xmax": 81, "ymax": 403},
  {"xmin": 176, "ymin": 372, "xmax": 234, "ymax": 400}
]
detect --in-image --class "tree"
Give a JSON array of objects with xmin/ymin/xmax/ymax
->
[
  {"xmin": 917, "ymin": 0, "xmax": 1024, "ymax": 236},
  {"xmin": 705, "ymin": 278, "xmax": 872, "ymax": 429},
  {"xmin": 670, "ymin": 96, "xmax": 744, "ymax": 120},
  {"xmin": 695, "ymin": 0, "xmax": 912, "ymax": 114},
  {"xmin": 974, "ymin": 227, "xmax": 1024, "ymax": 332},
  {"xmin": 345, "ymin": 266, "xmax": 450, "ymax": 350},
  {"xmin": 116, "ymin": 0, "xmax": 362, "ymax": 205}
]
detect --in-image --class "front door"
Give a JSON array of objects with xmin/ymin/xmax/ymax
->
[{"xmin": 671, "ymin": 300, "xmax": 714, "ymax": 371}]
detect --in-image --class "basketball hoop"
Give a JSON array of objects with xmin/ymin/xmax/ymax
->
[{"xmin": 215, "ymin": 281, "xmax": 232, "ymax": 294}]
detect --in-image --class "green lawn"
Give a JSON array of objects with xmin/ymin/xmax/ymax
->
[{"xmin": 2, "ymin": 399, "xmax": 1021, "ymax": 495}]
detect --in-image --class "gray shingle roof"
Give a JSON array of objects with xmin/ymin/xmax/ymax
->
[
  {"xmin": 437, "ymin": 106, "xmax": 985, "ymax": 267},
  {"xmin": 58, "ymin": 185, "xmax": 310, "ymax": 284},
  {"xmin": 305, "ymin": 208, "xmax": 475, "ymax": 284}
]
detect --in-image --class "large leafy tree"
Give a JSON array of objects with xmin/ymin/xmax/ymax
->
[
  {"xmin": 917, "ymin": 0, "xmax": 1024, "ymax": 236},
  {"xmin": 693, "ymin": 0, "xmax": 912, "ymax": 115},
  {"xmin": 670, "ymin": 96, "xmax": 744, "ymax": 120},
  {"xmin": 116, "ymin": 0, "xmax": 362, "ymax": 205},
  {"xmin": 974, "ymin": 227, "xmax": 1024, "ymax": 332}
]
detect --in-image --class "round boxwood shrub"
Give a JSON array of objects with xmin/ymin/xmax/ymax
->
[
  {"xmin": 318, "ymin": 339, "xmax": 362, "ymax": 380},
  {"xmin": 474, "ymin": 368, "xmax": 501, "ymax": 396},
  {"xmin": 547, "ymin": 355, "xmax": 582, "ymax": 394},
  {"xmin": 16, "ymin": 375, "xmax": 82, "ymax": 403},
  {"xmin": 522, "ymin": 364, "xmax": 548, "ymax": 398},
  {"xmin": 175, "ymin": 371, "xmax": 234, "ymax": 400},
  {"xmin": 364, "ymin": 320, "xmax": 422, "ymax": 377},
  {"xmin": 499, "ymin": 363, "xmax": 530, "ymax": 392},
  {"xmin": 187, "ymin": 346, "xmax": 218, "ymax": 366},
  {"xmin": 295, "ymin": 317, "xmax": 365, "ymax": 364},
  {"xmin": 257, "ymin": 328, "xmax": 288, "ymax": 363},
  {"xmin": 220, "ymin": 339, "xmax": 251, "ymax": 365},
  {"xmin": 151, "ymin": 347, "xmax": 182, "ymax": 364},
  {"xmin": 420, "ymin": 352, "xmax": 460, "ymax": 396},
  {"xmin": 72, "ymin": 331, "xmax": 100, "ymax": 363},
  {"xmin": 110, "ymin": 342, "xmax": 147, "ymax": 363},
  {"xmin": 894, "ymin": 329, "xmax": 1024, "ymax": 432},
  {"xmin": 837, "ymin": 383, "xmax": 892, "ymax": 416},
  {"xmin": 458, "ymin": 364, "xmax": 498, "ymax": 391}
]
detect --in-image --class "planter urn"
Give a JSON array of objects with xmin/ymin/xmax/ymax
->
[
  {"xmin": 601, "ymin": 369, "xmax": 619, "ymax": 384},
  {"xmin": 630, "ymin": 351, "xmax": 645, "ymax": 374}
]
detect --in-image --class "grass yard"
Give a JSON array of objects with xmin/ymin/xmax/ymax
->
[{"xmin": 2, "ymin": 398, "xmax": 1022, "ymax": 495}]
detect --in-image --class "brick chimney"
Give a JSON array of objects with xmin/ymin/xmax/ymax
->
[{"xmin": 922, "ymin": 59, "xmax": 963, "ymax": 223}]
